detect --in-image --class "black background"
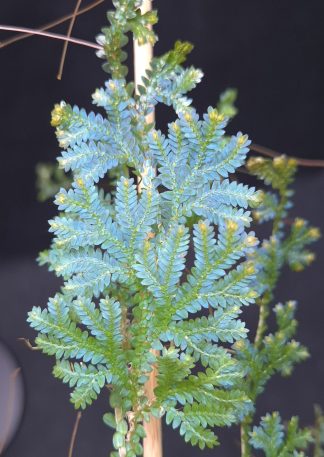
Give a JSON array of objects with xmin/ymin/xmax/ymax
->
[{"xmin": 0, "ymin": 1, "xmax": 323, "ymax": 456}]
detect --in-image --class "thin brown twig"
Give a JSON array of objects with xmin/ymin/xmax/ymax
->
[
  {"xmin": 57, "ymin": 0, "xmax": 83, "ymax": 80},
  {"xmin": 68, "ymin": 412, "xmax": 82, "ymax": 457},
  {"xmin": 251, "ymin": 143, "xmax": 324, "ymax": 168},
  {"xmin": 17, "ymin": 337, "xmax": 40, "ymax": 351},
  {"xmin": 0, "ymin": 25, "xmax": 102, "ymax": 50},
  {"xmin": 0, "ymin": 0, "xmax": 105, "ymax": 49},
  {"xmin": 0, "ymin": 368, "xmax": 21, "ymax": 455}
]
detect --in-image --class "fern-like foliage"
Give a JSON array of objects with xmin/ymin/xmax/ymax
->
[
  {"xmin": 27, "ymin": 2, "xmax": 263, "ymax": 454},
  {"xmin": 234, "ymin": 301, "xmax": 309, "ymax": 400},
  {"xmin": 236, "ymin": 154, "xmax": 320, "ymax": 456},
  {"xmin": 250, "ymin": 412, "xmax": 312, "ymax": 457},
  {"xmin": 27, "ymin": 1, "xmax": 320, "ymax": 456}
]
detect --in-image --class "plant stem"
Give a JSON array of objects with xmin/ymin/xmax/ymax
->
[
  {"xmin": 68, "ymin": 412, "xmax": 82, "ymax": 457},
  {"xmin": 57, "ymin": 0, "xmax": 83, "ymax": 80},
  {"xmin": 241, "ymin": 417, "xmax": 252, "ymax": 457},
  {"xmin": 250, "ymin": 143, "xmax": 324, "ymax": 168},
  {"xmin": 254, "ymin": 296, "xmax": 271, "ymax": 349}
]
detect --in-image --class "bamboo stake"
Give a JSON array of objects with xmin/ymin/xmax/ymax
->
[
  {"xmin": 134, "ymin": 0, "xmax": 154, "ymax": 128},
  {"xmin": 133, "ymin": 2, "xmax": 162, "ymax": 457}
]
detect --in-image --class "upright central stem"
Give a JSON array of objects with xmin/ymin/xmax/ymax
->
[{"xmin": 133, "ymin": 2, "xmax": 162, "ymax": 457}]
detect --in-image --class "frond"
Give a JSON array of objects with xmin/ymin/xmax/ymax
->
[
  {"xmin": 92, "ymin": 80, "xmax": 141, "ymax": 167},
  {"xmin": 283, "ymin": 218, "xmax": 320, "ymax": 272},
  {"xmin": 247, "ymin": 155, "xmax": 297, "ymax": 192},
  {"xmin": 213, "ymin": 132, "xmax": 250, "ymax": 178},
  {"xmin": 216, "ymin": 88, "xmax": 238, "ymax": 119},
  {"xmin": 49, "ymin": 216, "xmax": 105, "ymax": 249},
  {"xmin": 53, "ymin": 183, "xmax": 128, "ymax": 262},
  {"xmin": 234, "ymin": 302, "xmax": 309, "ymax": 396},
  {"xmin": 165, "ymin": 407, "xmax": 219, "ymax": 450},
  {"xmin": 52, "ymin": 103, "xmax": 109, "ymax": 149},
  {"xmin": 195, "ymin": 180, "xmax": 260, "ymax": 209},
  {"xmin": 115, "ymin": 176, "xmax": 160, "ymax": 249},
  {"xmin": 58, "ymin": 141, "xmax": 121, "ymax": 185},
  {"xmin": 250, "ymin": 413, "xmax": 312, "ymax": 457},
  {"xmin": 53, "ymin": 360, "xmax": 111, "ymax": 409},
  {"xmin": 133, "ymin": 239, "xmax": 162, "ymax": 299},
  {"xmin": 157, "ymin": 224, "xmax": 190, "ymax": 295},
  {"xmin": 253, "ymin": 191, "xmax": 279, "ymax": 223},
  {"xmin": 48, "ymin": 248, "xmax": 125, "ymax": 298},
  {"xmin": 156, "ymin": 348, "xmax": 251, "ymax": 410},
  {"xmin": 186, "ymin": 342, "xmax": 243, "ymax": 379},
  {"xmin": 162, "ymin": 311, "xmax": 247, "ymax": 350},
  {"xmin": 28, "ymin": 306, "xmax": 106, "ymax": 364},
  {"xmin": 172, "ymin": 221, "xmax": 256, "ymax": 319},
  {"xmin": 165, "ymin": 402, "xmax": 239, "ymax": 449}
]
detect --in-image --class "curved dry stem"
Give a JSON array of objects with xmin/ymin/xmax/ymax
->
[
  {"xmin": 68, "ymin": 411, "xmax": 82, "ymax": 457},
  {"xmin": 251, "ymin": 143, "xmax": 324, "ymax": 168},
  {"xmin": 0, "ymin": 0, "xmax": 104, "ymax": 49},
  {"xmin": 57, "ymin": 0, "xmax": 83, "ymax": 80},
  {"xmin": 0, "ymin": 25, "xmax": 101, "ymax": 50}
]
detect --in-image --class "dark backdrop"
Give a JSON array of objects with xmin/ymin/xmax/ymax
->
[{"xmin": 0, "ymin": 1, "xmax": 323, "ymax": 456}]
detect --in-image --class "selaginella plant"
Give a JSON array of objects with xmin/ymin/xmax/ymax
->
[
  {"xmin": 238, "ymin": 155, "xmax": 320, "ymax": 456},
  {"xmin": 26, "ymin": 1, "xmax": 320, "ymax": 456}
]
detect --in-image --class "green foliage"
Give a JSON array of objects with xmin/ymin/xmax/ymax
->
[
  {"xmin": 217, "ymin": 88, "xmax": 238, "ymax": 119},
  {"xmin": 96, "ymin": 0, "xmax": 158, "ymax": 77},
  {"xmin": 237, "ymin": 153, "xmax": 319, "ymax": 457},
  {"xmin": 250, "ymin": 412, "xmax": 312, "ymax": 457},
  {"xmin": 245, "ymin": 154, "xmax": 319, "ymax": 310},
  {"xmin": 235, "ymin": 301, "xmax": 309, "ymax": 400}
]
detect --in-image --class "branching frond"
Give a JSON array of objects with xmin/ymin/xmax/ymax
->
[{"xmin": 250, "ymin": 413, "xmax": 312, "ymax": 457}]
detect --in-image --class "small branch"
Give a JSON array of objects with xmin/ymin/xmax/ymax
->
[
  {"xmin": 0, "ymin": 25, "xmax": 102, "ymax": 50},
  {"xmin": 0, "ymin": 368, "xmax": 21, "ymax": 455},
  {"xmin": 17, "ymin": 337, "xmax": 40, "ymax": 351},
  {"xmin": 0, "ymin": 0, "xmax": 105, "ymax": 49},
  {"xmin": 68, "ymin": 412, "xmax": 82, "ymax": 457},
  {"xmin": 254, "ymin": 300, "xmax": 270, "ymax": 349},
  {"xmin": 57, "ymin": 0, "xmax": 83, "ymax": 80},
  {"xmin": 251, "ymin": 143, "xmax": 324, "ymax": 168}
]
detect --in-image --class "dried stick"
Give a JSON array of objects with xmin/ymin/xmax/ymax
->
[
  {"xmin": 57, "ymin": 0, "xmax": 83, "ymax": 80},
  {"xmin": 68, "ymin": 412, "xmax": 82, "ymax": 457},
  {"xmin": 251, "ymin": 143, "xmax": 324, "ymax": 168},
  {"xmin": 17, "ymin": 337, "xmax": 40, "ymax": 351},
  {"xmin": 0, "ymin": 25, "xmax": 101, "ymax": 50},
  {"xmin": 0, "ymin": 0, "xmax": 105, "ymax": 49}
]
